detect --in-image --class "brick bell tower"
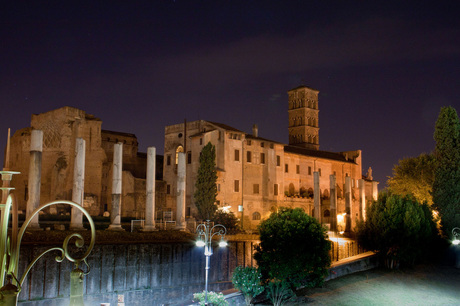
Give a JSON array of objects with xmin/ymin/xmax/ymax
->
[{"xmin": 287, "ymin": 86, "xmax": 319, "ymax": 150}]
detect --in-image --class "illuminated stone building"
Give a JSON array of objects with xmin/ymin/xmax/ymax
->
[
  {"xmin": 7, "ymin": 106, "xmax": 164, "ymax": 218},
  {"xmin": 6, "ymin": 86, "xmax": 377, "ymax": 230},
  {"xmin": 163, "ymin": 86, "xmax": 378, "ymax": 230}
]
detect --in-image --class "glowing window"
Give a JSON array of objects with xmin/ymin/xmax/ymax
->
[{"xmin": 175, "ymin": 145, "xmax": 184, "ymax": 165}]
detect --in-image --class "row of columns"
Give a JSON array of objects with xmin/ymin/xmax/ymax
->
[
  {"xmin": 25, "ymin": 131, "xmax": 160, "ymax": 232},
  {"xmin": 313, "ymin": 172, "xmax": 367, "ymax": 232},
  {"xmin": 24, "ymin": 130, "xmax": 369, "ymax": 232}
]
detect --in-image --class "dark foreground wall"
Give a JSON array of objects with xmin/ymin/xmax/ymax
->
[{"xmin": 17, "ymin": 240, "xmax": 258, "ymax": 306}]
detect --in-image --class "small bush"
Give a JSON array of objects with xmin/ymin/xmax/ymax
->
[
  {"xmin": 193, "ymin": 291, "xmax": 228, "ymax": 306},
  {"xmin": 212, "ymin": 210, "xmax": 240, "ymax": 231},
  {"xmin": 232, "ymin": 266, "xmax": 264, "ymax": 305},
  {"xmin": 266, "ymin": 279, "xmax": 295, "ymax": 306}
]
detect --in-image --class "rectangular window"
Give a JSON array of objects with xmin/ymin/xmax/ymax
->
[
  {"xmin": 308, "ymin": 166, "xmax": 312, "ymax": 175},
  {"xmin": 247, "ymin": 151, "xmax": 252, "ymax": 163},
  {"xmin": 253, "ymin": 184, "xmax": 259, "ymax": 194},
  {"xmin": 187, "ymin": 152, "xmax": 192, "ymax": 164},
  {"xmin": 200, "ymin": 138, "xmax": 203, "ymax": 145},
  {"xmin": 274, "ymin": 184, "xmax": 279, "ymax": 196},
  {"xmin": 247, "ymin": 140, "xmax": 252, "ymax": 145},
  {"xmin": 285, "ymin": 164, "xmax": 289, "ymax": 173},
  {"xmin": 333, "ymin": 171, "xmax": 336, "ymax": 176},
  {"xmin": 234, "ymin": 149, "xmax": 240, "ymax": 161},
  {"xmin": 166, "ymin": 184, "xmax": 171, "ymax": 194},
  {"xmin": 270, "ymin": 143, "xmax": 274, "ymax": 149},
  {"xmin": 260, "ymin": 153, "xmax": 265, "ymax": 164},
  {"xmin": 277, "ymin": 155, "xmax": 281, "ymax": 166},
  {"xmin": 260, "ymin": 142, "xmax": 264, "ymax": 147},
  {"xmin": 319, "ymin": 168, "xmax": 322, "ymax": 176},
  {"xmin": 234, "ymin": 180, "xmax": 239, "ymax": 192},
  {"xmin": 296, "ymin": 165, "xmax": 300, "ymax": 174},
  {"xmin": 217, "ymin": 184, "xmax": 221, "ymax": 192},
  {"xmin": 167, "ymin": 155, "xmax": 171, "ymax": 166}
]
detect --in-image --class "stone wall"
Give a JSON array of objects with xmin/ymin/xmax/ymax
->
[{"xmin": 17, "ymin": 240, "xmax": 258, "ymax": 305}]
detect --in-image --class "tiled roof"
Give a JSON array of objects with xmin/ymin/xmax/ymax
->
[{"xmin": 284, "ymin": 145, "xmax": 357, "ymax": 164}]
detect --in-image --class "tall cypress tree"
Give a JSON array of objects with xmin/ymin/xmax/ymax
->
[
  {"xmin": 432, "ymin": 106, "xmax": 460, "ymax": 238},
  {"xmin": 194, "ymin": 142, "xmax": 218, "ymax": 220}
]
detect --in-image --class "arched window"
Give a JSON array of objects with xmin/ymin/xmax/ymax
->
[
  {"xmin": 175, "ymin": 145, "xmax": 184, "ymax": 165},
  {"xmin": 252, "ymin": 212, "xmax": 261, "ymax": 221}
]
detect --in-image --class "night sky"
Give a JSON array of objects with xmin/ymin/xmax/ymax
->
[{"xmin": 1, "ymin": 1, "xmax": 459, "ymax": 188}]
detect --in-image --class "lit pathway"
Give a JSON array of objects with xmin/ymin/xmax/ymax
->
[{"xmin": 301, "ymin": 264, "xmax": 460, "ymax": 305}]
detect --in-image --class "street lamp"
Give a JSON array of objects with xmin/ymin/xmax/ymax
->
[
  {"xmin": 196, "ymin": 220, "xmax": 227, "ymax": 305},
  {"xmin": 452, "ymin": 227, "xmax": 460, "ymax": 245}
]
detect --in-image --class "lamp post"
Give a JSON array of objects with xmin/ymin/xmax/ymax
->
[
  {"xmin": 452, "ymin": 227, "xmax": 460, "ymax": 245},
  {"xmin": 196, "ymin": 220, "xmax": 227, "ymax": 305}
]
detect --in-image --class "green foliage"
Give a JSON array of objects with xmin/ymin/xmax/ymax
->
[
  {"xmin": 387, "ymin": 153, "xmax": 435, "ymax": 206},
  {"xmin": 266, "ymin": 279, "xmax": 295, "ymax": 306},
  {"xmin": 194, "ymin": 142, "xmax": 218, "ymax": 220},
  {"xmin": 254, "ymin": 207, "xmax": 331, "ymax": 289},
  {"xmin": 357, "ymin": 192, "xmax": 439, "ymax": 267},
  {"xmin": 193, "ymin": 291, "xmax": 228, "ymax": 306},
  {"xmin": 212, "ymin": 210, "xmax": 240, "ymax": 231},
  {"xmin": 432, "ymin": 106, "xmax": 460, "ymax": 238},
  {"xmin": 231, "ymin": 266, "xmax": 264, "ymax": 305}
]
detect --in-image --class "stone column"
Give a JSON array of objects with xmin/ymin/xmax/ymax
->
[
  {"xmin": 70, "ymin": 138, "xmax": 86, "ymax": 230},
  {"xmin": 313, "ymin": 171, "xmax": 321, "ymax": 222},
  {"xmin": 143, "ymin": 147, "xmax": 157, "ymax": 231},
  {"xmin": 175, "ymin": 152, "xmax": 186, "ymax": 231},
  {"xmin": 26, "ymin": 130, "xmax": 43, "ymax": 230},
  {"xmin": 108, "ymin": 143, "xmax": 124, "ymax": 231},
  {"xmin": 345, "ymin": 176, "xmax": 352, "ymax": 232},
  {"xmin": 358, "ymin": 179, "xmax": 366, "ymax": 221},
  {"xmin": 330, "ymin": 174, "xmax": 337, "ymax": 232},
  {"xmin": 372, "ymin": 181, "xmax": 379, "ymax": 201}
]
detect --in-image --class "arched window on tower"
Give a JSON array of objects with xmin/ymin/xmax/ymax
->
[
  {"xmin": 175, "ymin": 145, "xmax": 184, "ymax": 165},
  {"xmin": 252, "ymin": 212, "xmax": 261, "ymax": 221}
]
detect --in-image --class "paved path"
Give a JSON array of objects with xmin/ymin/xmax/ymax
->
[{"xmin": 298, "ymin": 264, "xmax": 460, "ymax": 305}]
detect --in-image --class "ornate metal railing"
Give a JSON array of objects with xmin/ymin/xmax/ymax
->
[{"xmin": 0, "ymin": 170, "xmax": 96, "ymax": 306}]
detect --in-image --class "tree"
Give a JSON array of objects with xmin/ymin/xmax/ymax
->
[
  {"xmin": 387, "ymin": 153, "xmax": 435, "ymax": 206},
  {"xmin": 212, "ymin": 209, "xmax": 240, "ymax": 231},
  {"xmin": 432, "ymin": 106, "xmax": 460, "ymax": 238},
  {"xmin": 357, "ymin": 192, "xmax": 438, "ymax": 268},
  {"xmin": 194, "ymin": 142, "xmax": 218, "ymax": 220},
  {"xmin": 254, "ymin": 207, "xmax": 331, "ymax": 289}
]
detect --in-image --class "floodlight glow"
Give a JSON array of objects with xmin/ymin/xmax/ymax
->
[
  {"xmin": 453, "ymin": 239, "xmax": 459, "ymax": 245},
  {"xmin": 196, "ymin": 240, "xmax": 205, "ymax": 247},
  {"xmin": 218, "ymin": 240, "xmax": 228, "ymax": 247}
]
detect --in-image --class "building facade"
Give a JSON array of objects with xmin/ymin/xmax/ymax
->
[
  {"xmin": 7, "ymin": 106, "xmax": 164, "ymax": 218},
  {"xmin": 163, "ymin": 86, "xmax": 378, "ymax": 230},
  {"xmin": 5, "ymin": 86, "xmax": 378, "ymax": 230}
]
